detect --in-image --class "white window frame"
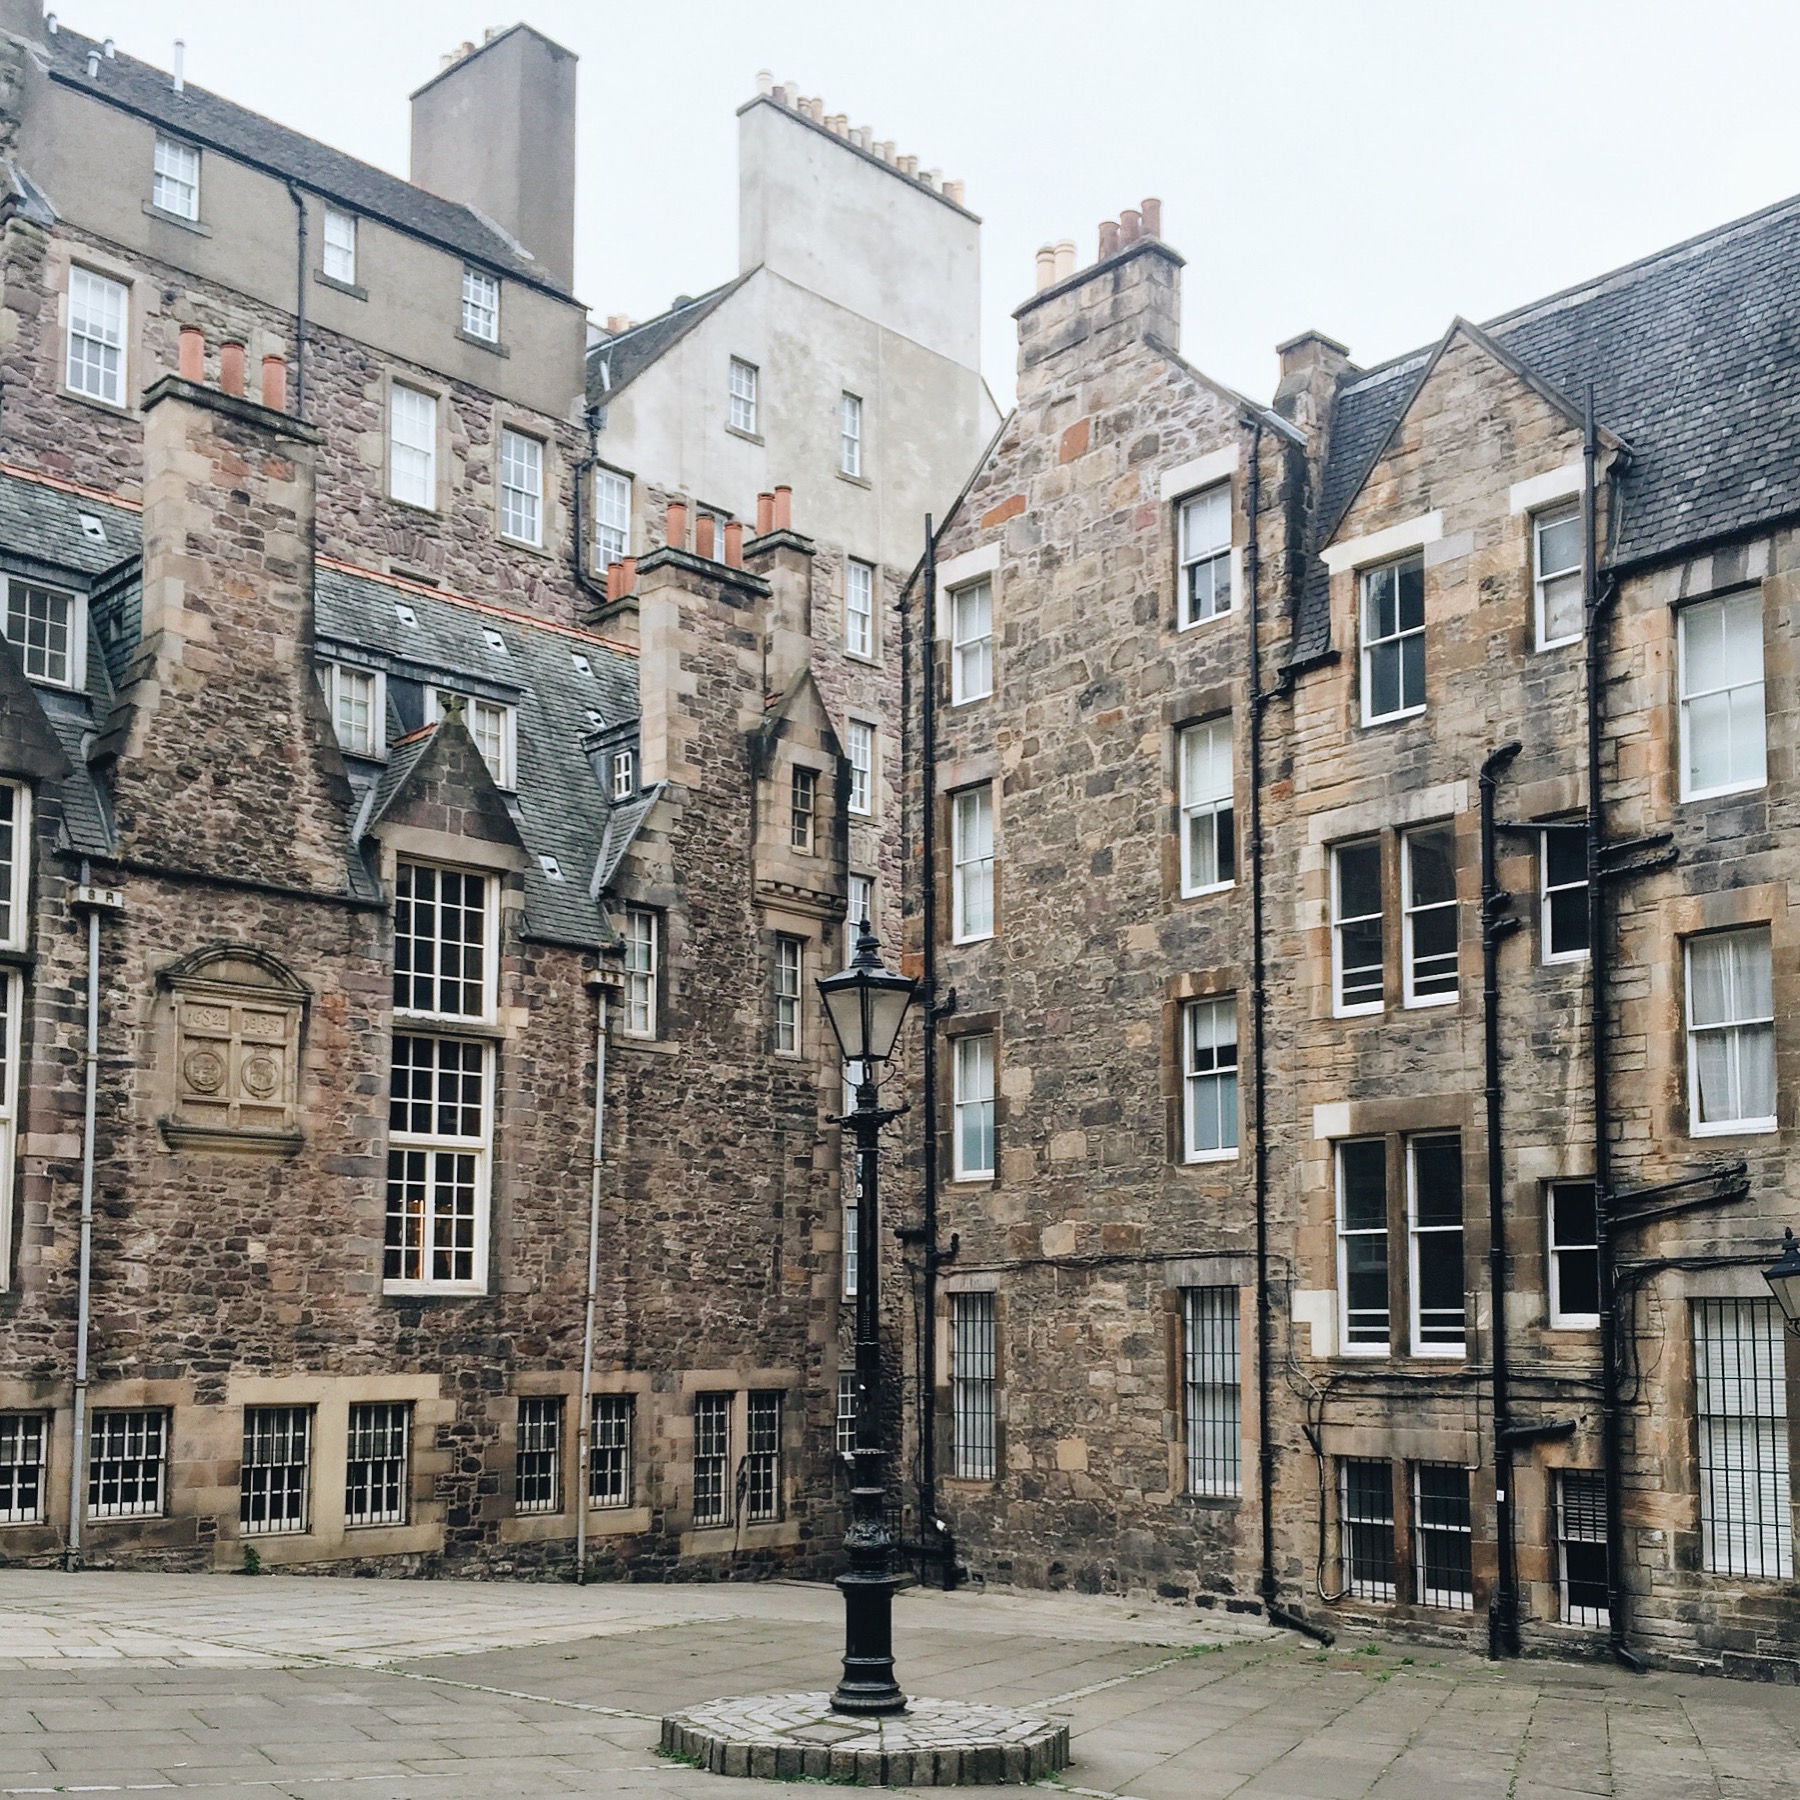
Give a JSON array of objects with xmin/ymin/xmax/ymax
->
[
  {"xmin": 66, "ymin": 266, "xmax": 128, "ymax": 406},
  {"xmin": 949, "ymin": 578, "xmax": 992, "ymax": 704},
  {"xmin": 426, "ymin": 689, "xmax": 517, "ymax": 791},
  {"xmin": 1177, "ymin": 716, "xmax": 1234, "ymax": 896},
  {"xmin": 498, "ymin": 427, "xmax": 544, "ymax": 547},
  {"xmin": 594, "ymin": 468, "xmax": 631, "ymax": 569},
  {"xmin": 1547, "ymin": 1179, "xmax": 1600, "ymax": 1331},
  {"xmin": 847, "ymin": 873, "xmax": 875, "ymax": 944},
  {"xmin": 1178, "ymin": 483, "xmax": 1233, "ymax": 626},
  {"xmin": 515, "ymin": 1395, "xmax": 563, "ymax": 1516},
  {"xmin": 1360, "ymin": 552, "xmax": 1426, "ymax": 725},
  {"xmin": 772, "ymin": 934, "xmax": 804, "ymax": 1056},
  {"xmin": 951, "ymin": 785, "xmax": 995, "ymax": 943},
  {"xmin": 1183, "ymin": 1287, "xmax": 1242, "ymax": 1498},
  {"xmin": 0, "ymin": 1412, "xmax": 48, "ymax": 1524},
  {"xmin": 846, "ymin": 721, "xmax": 875, "ymax": 816},
  {"xmin": 1540, "ymin": 824, "xmax": 1589, "ymax": 964},
  {"xmin": 87, "ymin": 1409, "xmax": 168, "ymax": 1520},
  {"xmin": 151, "ymin": 134, "xmax": 199, "ymax": 219},
  {"xmin": 1407, "ymin": 1133, "xmax": 1465, "ymax": 1359},
  {"xmin": 1336, "ymin": 1138, "xmax": 1389, "ymax": 1357},
  {"xmin": 1332, "ymin": 838, "xmax": 1385, "ymax": 1017},
  {"xmin": 1533, "ymin": 502, "xmax": 1583, "ymax": 649},
  {"xmin": 609, "ymin": 747, "xmax": 635, "ymax": 801},
  {"xmin": 385, "ymin": 1032, "xmax": 492, "ymax": 1293},
  {"xmin": 344, "ymin": 1401, "xmax": 411, "ymax": 1527},
  {"xmin": 835, "ymin": 1370, "xmax": 858, "ymax": 1458},
  {"xmin": 840, "ymin": 391, "xmax": 863, "ymax": 477},
  {"xmin": 588, "ymin": 1394, "xmax": 635, "ymax": 1509},
  {"xmin": 0, "ymin": 782, "xmax": 27, "ymax": 954},
  {"xmin": 1400, "ymin": 824, "xmax": 1458, "ymax": 1007},
  {"xmin": 461, "ymin": 266, "xmax": 500, "ymax": 342},
  {"xmin": 845, "ymin": 559, "xmax": 875, "ymax": 659},
  {"xmin": 1556, "ymin": 1470, "xmax": 1609, "ymax": 1627},
  {"xmin": 240, "ymin": 1405, "xmax": 312, "ymax": 1537},
  {"xmin": 389, "ymin": 383, "xmax": 439, "ymax": 510},
  {"xmin": 1678, "ymin": 591, "xmax": 1766, "ymax": 802},
  {"xmin": 789, "ymin": 766, "xmax": 818, "ymax": 854},
  {"xmin": 320, "ymin": 661, "xmax": 385, "ymax": 759},
  {"xmin": 4, "ymin": 574, "xmax": 87, "ymax": 692},
  {"xmin": 1182, "ymin": 996, "xmax": 1238, "ymax": 1163},
  {"xmin": 728, "ymin": 357, "xmax": 759, "ymax": 434},
  {"xmin": 1685, "ymin": 926, "xmax": 1777, "ymax": 1136},
  {"xmin": 952, "ymin": 1034, "xmax": 995, "ymax": 1181},
  {"xmin": 322, "ymin": 206, "xmax": 357, "ymax": 285},
  {"xmin": 1413, "ymin": 1463, "xmax": 1474, "ymax": 1610},
  {"xmin": 622, "ymin": 908, "xmax": 658, "ymax": 1040},
  {"xmin": 392, "ymin": 860, "xmax": 496, "ymax": 1022},
  {"xmin": 950, "ymin": 1292, "xmax": 997, "ymax": 1480}
]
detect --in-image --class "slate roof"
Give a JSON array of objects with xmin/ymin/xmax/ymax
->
[
  {"xmin": 586, "ymin": 273, "xmax": 752, "ymax": 408},
  {"xmin": 1295, "ymin": 191, "xmax": 1800, "ymax": 663},
  {"xmin": 41, "ymin": 25, "xmax": 566, "ymax": 296}
]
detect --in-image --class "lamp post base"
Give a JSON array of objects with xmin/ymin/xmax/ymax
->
[{"xmin": 831, "ymin": 1565, "xmax": 907, "ymax": 1715}]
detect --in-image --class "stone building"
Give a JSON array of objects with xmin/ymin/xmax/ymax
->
[
  {"xmin": 908, "ymin": 196, "xmax": 1800, "ymax": 1676},
  {"xmin": 0, "ymin": 8, "xmax": 948, "ymax": 1577}
]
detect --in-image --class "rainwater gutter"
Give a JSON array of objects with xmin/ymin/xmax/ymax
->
[{"xmin": 575, "ymin": 981, "xmax": 609, "ymax": 1582}]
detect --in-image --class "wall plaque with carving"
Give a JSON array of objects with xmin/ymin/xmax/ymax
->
[{"xmin": 158, "ymin": 947, "xmax": 308, "ymax": 1154}]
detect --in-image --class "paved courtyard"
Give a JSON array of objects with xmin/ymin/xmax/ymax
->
[{"xmin": 0, "ymin": 1571, "xmax": 1797, "ymax": 1797}]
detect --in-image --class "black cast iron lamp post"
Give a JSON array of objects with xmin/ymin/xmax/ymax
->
[
  {"xmin": 1762, "ymin": 1228, "xmax": 1800, "ymax": 1334},
  {"xmin": 816, "ymin": 920, "xmax": 917, "ymax": 1716}
]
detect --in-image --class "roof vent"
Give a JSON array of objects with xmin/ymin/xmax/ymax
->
[
  {"xmin": 482, "ymin": 626, "xmax": 508, "ymax": 654},
  {"xmin": 78, "ymin": 513, "xmax": 107, "ymax": 544},
  {"xmin": 538, "ymin": 854, "xmax": 564, "ymax": 881},
  {"xmin": 394, "ymin": 602, "xmax": 418, "ymax": 627},
  {"xmin": 570, "ymin": 650, "xmax": 593, "ymax": 677}
]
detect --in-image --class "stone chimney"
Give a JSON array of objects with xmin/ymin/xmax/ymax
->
[
  {"xmin": 409, "ymin": 25, "xmax": 578, "ymax": 291},
  {"xmin": 1013, "ymin": 200, "xmax": 1183, "ymax": 398},
  {"xmin": 744, "ymin": 488, "xmax": 815, "ymax": 701}
]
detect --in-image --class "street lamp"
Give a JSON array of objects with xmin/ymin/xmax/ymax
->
[
  {"xmin": 1762, "ymin": 1228, "xmax": 1800, "ymax": 1335},
  {"xmin": 816, "ymin": 920, "xmax": 918, "ymax": 1716}
]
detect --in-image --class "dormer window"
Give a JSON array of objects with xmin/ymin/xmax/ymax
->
[
  {"xmin": 610, "ymin": 748, "xmax": 635, "ymax": 800},
  {"xmin": 427, "ymin": 690, "xmax": 516, "ymax": 790},
  {"xmin": 320, "ymin": 661, "xmax": 385, "ymax": 758},
  {"xmin": 462, "ymin": 267, "xmax": 500, "ymax": 343},
  {"xmin": 152, "ymin": 136, "xmax": 199, "ymax": 220},
  {"xmin": 4, "ymin": 577, "xmax": 83, "ymax": 690}
]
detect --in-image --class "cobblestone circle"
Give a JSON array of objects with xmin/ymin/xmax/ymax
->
[{"xmin": 660, "ymin": 1690, "xmax": 1072, "ymax": 1785}]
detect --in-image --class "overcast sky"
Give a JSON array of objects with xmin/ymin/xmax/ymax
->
[{"xmin": 57, "ymin": 0, "xmax": 1800, "ymax": 404}]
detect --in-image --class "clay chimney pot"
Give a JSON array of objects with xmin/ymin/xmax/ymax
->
[
  {"xmin": 695, "ymin": 513, "xmax": 715, "ymax": 561},
  {"xmin": 1141, "ymin": 197, "xmax": 1162, "ymax": 238},
  {"xmin": 724, "ymin": 521, "xmax": 745, "ymax": 567},
  {"xmin": 177, "ymin": 325, "xmax": 203, "ymax": 383},
  {"xmin": 1120, "ymin": 209, "xmax": 1142, "ymax": 246},
  {"xmin": 218, "ymin": 340, "xmax": 246, "ymax": 397},
  {"xmin": 664, "ymin": 500, "xmax": 687, "ymax": 550},
  {"xmin": 1098, "ymin": 219, "xmax": 1121, "ymax": 260},
  {"xmin": 772, "ymin": 485, "xmax": 792, "ymax": 532},
  {"xmin": 260, "ymin": 354, "xmax": 287, "ymax": 413},
  {"xmin": 756, "ymin": 491, "xmax": 775, "ymax": 536},
  {"xmin": 621, "ymin": 556, "xmax": 638, "ymax": 594}
]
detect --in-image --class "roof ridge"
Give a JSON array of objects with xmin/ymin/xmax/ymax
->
[
  {"xmin": 589, "ymin": 273, "xmax": 747, "ymax": 355},
  {"xmin": 0, "ymin": 460, "xmax": 143, "ymax": 512}
]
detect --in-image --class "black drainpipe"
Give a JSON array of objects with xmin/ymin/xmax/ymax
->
[
  {"xmin": 284, "ymin": 183, "xmax": 307, "ymax": 420},
  {"xmin": 1479, "ymin": 739, "xmax": 1522, "ymax": 1657}
]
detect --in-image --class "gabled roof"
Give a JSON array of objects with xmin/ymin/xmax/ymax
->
[
  {"xmin": 40, "ymin": 25, "xmax": 568, "ymax": 297},
  {"xmin": 1294, "ymin": 191, "xmax": 1800, "ymax": 665},
  {"xmin": 586, "ymin": 273, "xmax": 753, "ymax": 409}
]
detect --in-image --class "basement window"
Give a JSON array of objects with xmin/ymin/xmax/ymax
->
[
  {"xmin": 88, "ymin": 1410, "xmax": 167, "ymax": 1519},
  {"xmin": 1338, "ymin": 1459, "xmax": 1395, "ymax": 1600},
  {"xmin": 1413, "ymin": 1464, "xmax": 1473, "ymax": 1609},
  {"xmin": 240, "ymin": 1406, "xmax": 312, "ymax": 1536},
  {"xmin": 515, "ymin": 1396, "xmax": 563, "ymax": 1515}
]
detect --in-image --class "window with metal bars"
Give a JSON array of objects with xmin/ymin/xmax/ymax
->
[
  {"xmin": 1694, "ymin": 1298, "xmax": 1793, "ymax": 1578},
  {"xmin": 345, "ymin": 1402, "xmax": 410, "ymax": 1527},
  {"xmin": 0, "ymin": 1413, "xmax": 47, "ymax": 1524},
  {"xmin": 1557, "ymin": 1470, "xmax": 1608, "ymax": 1627},
  {"xmin": 693, "ymin": 1392, "xmax": 732, "ymax": 1527},
  {"xmin": 951, "ymin": 1292, "xmax": 997, "ymax": 1480},
  {"xmin": 239, "ymin": 1406, "xmax": 311, "ymax": 1536},
  {"xmin": 1401, "ymin": 825, "xmax": 1458, "ymax": 1004},
  {"xmin": 1339, "ymin": 1458, "xmax": 1394, "ymax": 1600},
  {"xmin": 1336, "ymin": 1139, "xmax": 1389, "ymax": 1353},
  {"xmin": 745, "ymin": 1392, "xmax": 782, "ymax": 1522},
  {"xmin": 88, "ymin": 1410, "xmax": 167, "ymax": 1519},
  {"xmin": 588, "ymin": 1394, "xmax": 634, "ymax": 1509},
  {"xmin": 835, "ymin": 1371, "xmax": 858, "ymax": 1460},
  {"xmin": 1182, "ymin": 1288, "xmax": 1241, "ymax": 1498},
  {"xmin": 1408, "ymin": 1134, "xmax": 1465, "ymax": 1355},
  {"xmin": 1413, "ymin": 1463, "xmax": 1473, "ymax": 1609},
  {"xmin": 1332, "ymin": 839, "xmax": 1384, "ymax": 1013},
  {"xmin": 515, "ymin": 1396, "xmax": 562, "ymax": 1515}
]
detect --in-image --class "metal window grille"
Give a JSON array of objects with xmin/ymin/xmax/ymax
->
[
  {"xmin": 588, "ymin": 1395, "xmax": 634, "ymax": 1509},
  {"xmin": 1413, "ymin": 1463, "xmax": 1473, "ymax": 1609},
  {"xmin": 745, "ymin": 1392, "xmax": 782, "ymax": 1522},
  {"xmin": 1178, "ymin": 717, "xmax": 1234, "ymax": 893},
  {"xmin": 393, "ymin": 864, "xmax": 487, "ymax": 1017},
  {"xmin": 1694, "ymin": 1298, "xmax": 1793, "ymax": 1578},
  {"xmin": 950, "ymin": 579, "xmax": 992, "ymax": 702},
  {"xmin": 835, "ymin": 1371, "xmax": 858, "ymax": 1460},
  {"xmin": 1540, "ymin": 825, "xmax": 1589, "ymax": 960},
  {"xmin": 389, "ymin": 384, "xmax": 437, "ymax": 507},
  {"xmin": 345, "ymin": 1402, "xmax": 410, "ymax": 1527},
  {"xmin": 152, "ymin": 135, "xmax": 199, "ymax": 217},
  {"xmin": 773, "ymin": 935, "xmax": 803, "ymax": 1054},
  {"xmin": 1679, "ymin": 592, "xmax": 1766, "ymax": 798},
  {"xmin": 322, "ymin": 206, "xmax": 356, "ymax": 284},
  {"xmin": 88, "ymin": 1409, "xmax": 167, "ymax": 1519},
  {"xmin": 6, "ymin": 580, "xmax": 75, "ymax": 688},
  {"xmin": 461, "ymin": 267, "xmax": 500, "ymax": 341},
  {"xmin": 1548, "ymin": 1181, "xmax": 1599, "ymax": 1327},
  {"xmin": 386, "ymin": 1035, "xmax": 486, "ymax": 1287},
  {"xmin": 952, "ymin": 785, "xmax": 995, "ymax": 940},
  {"xmin": 1179, "ymin": 484, "xmax": 1233, "ymax": 623},
  {"xmin": 951, "ymin": 1293, "xmax": 997, "ymax": 1480},
  {"xmin": 499, "ymin": 429, "xmax": 543, "ymax": 545},
  {"xmin": 1336, "ymin": 1140, "xmax": 1389, "ymax": 1351},
  {"xmin": 1182, "ymin": 997, "xmax": 1239, "ymax": 1159},
  {"xmin": 1361, "ymin": 553, "xmax": 1426, "ymax": 720},
  {"xmin": 514, "ymin": 1397, "xmax": 562, "ymax": 1515},
  {"xmin": 729, "ymin": 358, "xmax": 758, "ymax": 433},
  {"xmin": 847, "ymin": 721, "xmax": 874, "ymax": 815},
  {"xmin": 67, "ymin": 267, "xmax": 128, "ymax": 405},
  {"xmin": 594, "ymin": 468, "xmax": 631, "ymax": 568},
  {"xmin": 1557, "ymin": 1470, "xmax": 1609, "ymax": 1627},
  {"xmin": 846, "ymin": 560, "xmax": 874, "ymax": 658},
  {"xmin": 1402, "ymin": 826, "xmax": 1458, "ymax": 1001},
  {"xmin": 623, "ymin": 909, "xmax": 657, "ymax": 1038},
  {"xmin": 840, "ymin": 392, "xmax": 863, "ymax": 477},
  {"xmin": 1408, "ymin": 1133, "xmax": 1465, "ymax": 1354},
  {"xmin": 0, "ymin": 1413, "xmax": 47, "ymax": 1524},
  {"xmin": 693, "ymin": 1392, "xmax": 732, "ymax": 1527},
  {"xmin": 1333, "ymin": 840, "xmax": 1384, "ymax": 1010},
  {"xmin": 1534, "ymin": 503, "xmax": 1583, "ymax": 646},
  {"xmin": 239, "ymin": 1406, "xmax": 310, "ymax": 1536},
  {"xmin": 790, "ymin": 767, "xmax": 817, "ymax": 852},
  {"xmin": 1183, "ymin": 1288, "xmax": 1241, "ymax": 1497},
  {"xmin": 952, "ymin": 1035, "xmax": 995, "ymax": 1180},
  {"xmin": 1339, "ymin": 1458, "xmax": 1394, "ymax": 1600},
  {"xmin": 1687, "ymin": 928, "xmax": 1776, "ymax": 1131}
]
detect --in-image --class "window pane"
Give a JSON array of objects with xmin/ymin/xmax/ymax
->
[{"xmin": 1695, "ymin": 1299, "xmax": 1792, "ymax": 1578}]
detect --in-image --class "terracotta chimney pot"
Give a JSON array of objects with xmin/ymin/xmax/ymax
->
[
  {"xmin": 724, "ymin": 521, "xmax": 744, "ymax": 567},
  {"xmin": 772, "ymin": 485, "xmax": 792, "ymax": 531},
  {"xmin": 621, "ymin": 556, "xmax": 638, "ymax": 593},
  {"xmin": 664, "ymin": 500, "xmax": 687, "ymax": 549},
  {"xmin": 218, "ymin": 340, "xmax": 246, "ymax": 397},
  {"xmin": 1141, "ymin": 196, "xmax": 1162, "ymax": 238},
  {"xmin": 177, "ymin": 325, "xmax": 203, "ymax": 382},
  {"xmin": 694, "ymin": 512, "xmax": 715, "ymax": 561},
  {"xmin": 1098, "ymin": 219, "xmax": 1120, "ymax": 260},
  {"xmin": 260, "ymin": 354, "xmax": 287, "ymax": 412},
  {"xmin": 1120, "ymin": 208, "xmax": 1142, "ymax": 246},
  {"xmin": 756, "ymin": 491, "xmax": 775, "ymax": 536}
]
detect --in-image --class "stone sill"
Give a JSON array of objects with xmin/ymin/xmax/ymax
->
[
  {"xmin": 725, "ymin": 423, "xmax": 765, "ymax": 447},
  {"xmin": 141, "ymin": 201, "xmax": 210, "ymax": 237},
  {"xmin": 314, "ymin": 270, "xmax": 368, "ymax": 302},
  {"xmin": 457, "ymin": 328, "xmax": 510, "ymax": 358}
]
